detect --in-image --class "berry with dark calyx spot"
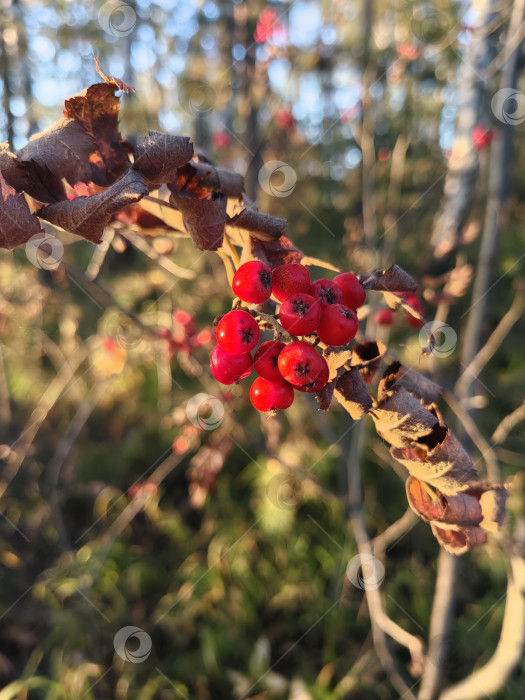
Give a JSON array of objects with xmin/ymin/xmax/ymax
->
[
  {"xmin": 278, "ymin": 340, "xmax": 322, "ymax": 386},
  {"xmin": 210, "ymin": 344, "xmax": 253, "ymax": 385},
  {"xmin": 374, "ymin": 308, "xmax": 394, "ymax": 326},
  {"xmin": 317, "ymin": 304, "xmax": 358, "ymax": 347},
  {"xmin": 308, "ymin": 279, "xmax": 343, "ymax": 308},
  {"xmin": 232, "ymin": 260, "xmax": 272, "ymax": 303},
  {"xmin": 279, "ymin": 293, "xmax": 322, "ymax": 335},
  {"xmin": 272, "ymin": 264, "xmax": 311, "ymax": 302},
  {"xmin": 216, "ymin": 310, "xmax": 260, "ymax": 354},
  {"xmin": 253, "ymin": 340, "xmax": 286, "ymax": 381},
  {"xmin": 333, "ymin": 272, "xmax": 366, "ymax": 309},
  {"xmin": 250, "ymin": 376, "xmax": 294, "ymax": 412},
  {"xmin": 295, "ymin": 355, "xmax": 329, "ymax": 393}
]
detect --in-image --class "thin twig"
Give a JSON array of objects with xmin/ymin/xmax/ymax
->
[
  {"xmin": 439, "ymin": 555, "xmax": 525, "ymax": 700},
  {"xmin": 492, "ymin": 399, "xmax": 525, "ymax": 444},
  {"xmin": 372, "ymin": 508, "xmax": 419, "ymax": 558},
  {"xmin": 119, "ymin": 228, "xmax": 196, "ymax": 279}
]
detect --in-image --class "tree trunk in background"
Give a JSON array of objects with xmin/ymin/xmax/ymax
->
[{"xmin": 430, "ymin": 0, "xmax": 498, "ymax": 258}]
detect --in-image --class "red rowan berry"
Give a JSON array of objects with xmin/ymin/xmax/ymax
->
[
  {"xmin": 250, "ymin": 376, "xmax": 294, "ymax": 412},
  {"xmin": 232, "ymin": 260, "xmax": 272, "ymax": 304},
  {"xmin": 279, "ymin": 293, "xmax": 322, "ymax": 335},
  {"xmin": 278, "ymin": 340, "xmax": 322, "ymax": 386},
  {"xmin": 216, "ymin": 310, "xmax": 260, "ymax": 354},
  {"xmin": 271, "ymin": 264, "xmax": 311, "ymax": 302},
  {"xmin": 317, "ymin": 304, "xmax": 358, "ymax": 346},
  {"xmin": 210, "ymin": 344, "xmax": 254, "ymax": 384},
  {"xmin": 295, "ymin": 356, "xmax": 329, "ymax": 393},
  {"xmin": 333, "ymin": 272, "xmax": 366, "ymax": 309},
  {"xmin": 253, "ymin": 340, "xmax": 285, "ymax": 381},
  {"xmin": 308, "ymin": 279, "xmax": 343, "ymax": 308}
]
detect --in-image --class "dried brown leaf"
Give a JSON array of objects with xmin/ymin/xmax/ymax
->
[
  {"xmin": 169, "ymin": 190, "xmax": 227, "ymax": 251},
  {"xmin": 430, "ymin": 522, "xmax": 487, "ymax": 554},
  {"xmin": 351, "ymin": 341, "xmax": 387, "ymax": 384},
  {"xmin": 228, "ymin": 207, "xmax": 286, "ymax": 241},
  {"xmin": 38, "ymin": 169, "xmax": 148, "ymax": 244},
  {"xmin": 372, "ymin": 388, "xmax": 438, "ymax": 447},
  {"xmin": 0, "ymin": 172, "xmax": 43, "ymax": 249},
  {"xmin": 334, "ymin": 368, "xmax": 373, "ymax": 420},
  {"xmin": 173, "ymin": 161, "xmax": 244, "ymax": 198},
  {"xmin": 359, "ymin": 264, "xmax": 418, "ymax": 292},
  {"xmin": 316, "ymin": 379, "xmax": 335, "ymax": 411},
  {"xmin": 379, "ymin": 361, "xmax": 442, "ymax": 404},
  {"xmin": 133, "ymin": 131, "xmax": 193, "ymax": 189},
  {"xmin": 250, "ymin": 234, "xmax": 304, "ymax": 268}
]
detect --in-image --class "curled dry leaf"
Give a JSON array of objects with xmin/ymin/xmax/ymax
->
[
  {"xmin": 379, "ymin": 362, "xmax": 442, "ymax": 404},
  {"xmin": 351, "ymin": 341, "xmax": 387, "ymax": 384},
  {"xmin": 228, "ymin": 207, "xmax": 286, "ymax": 241},
  {"xmin": 359, "ymin": 263, "xmax": 418, "ymax": 292},
  {"xmin": 431, "ymin": 522, "xmax": 487, "ymax": 555},
  {"xmin": 250, "ymin": 234, "xmax": 304, "ymax": 268},
  {"xmin": 133, "ymin": 131, "xmax": 194, "ymax": 189},
  {"xmin": 173, "ymin": 161, "xmax": 244, "ymax": 199},
  {"xmin": 37, "ymin": 169, "xmax": 149, "ymax": 244},
  {"xmin": 170, "ymin": 189, "xmax": 227, "ymax": 251},
  {"xmin": 18, "ymin": 119, "xmax": 106, "ymax": 189},
  {"xmin": 334, "ymin": 368, "xmax": 373, "ymax": 420},
  {"xmin": 0, "ymin": 171, "xmax": 43, "ymax": 249},
  {"xmin": 372, "ymin": 388, "xmax": 439, "ymax": 448},
  {"xmin": 316, "ymin": 380, "xmax": 335, "ymax": 411},
  {"xmin": 406, "ymin": 476, "xmax": 482, "ymax": 525}
]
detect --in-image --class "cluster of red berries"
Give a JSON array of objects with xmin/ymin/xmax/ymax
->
[
  {"xmin": 210, "ymin": 261, "xmax": 367, "ymax": 412},
  {"xmin": 157, "ymin": 310, "xmax": 212, "ymax": 359},
  {"xmin": 373, "ymin": 293, "xmax": 425, "ymax": 328}
]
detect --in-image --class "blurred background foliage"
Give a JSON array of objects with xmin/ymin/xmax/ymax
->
[{"xmin": 0, "ymin": 0, "xmax": 524, "ymax": 698}]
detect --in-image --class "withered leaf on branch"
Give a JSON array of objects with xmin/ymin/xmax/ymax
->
[
  {"xmin": 334, "ymin": 368, "xmax": 373, "ymax": 420},
  {"xmin": 0, "ymin": 143, "xmax": 65, "ymax": 204},
  {"xmin": 228, "ymin": 207, "xmax": 286, "ymax": 241},
  {"xmin": 18, "ymin": 119, "xmax": 106, "ymax": 188},
  {"xmin": 316, "ymin": 379, "xmax": 335, "ymax": 411},
  {"xmin": 0, "ymin": 172, "xmax": 43, "ymax": 249},
  {"xmin": 406, "ymin": 476, "xmax": 482, "ymax": 525},
  {"xmin": 359, "ymin": 264, "xmax": 418, "ymax": 292},
  {"xmin": 350, "ymin": 341, "xmax": 387, "ymax": 384},
  {"xmin": 94, "ymin": 56, "xmax": 134, "ymax": 93},
  {"xmin": 430, "ymin": 522, "xmax": 486, "ymax": 555},
  {"xmin": 170, "ymin": 190, "xmax": 227, "ymax": 251},
  {"xmin": 371, "ymin": 387, "xmax": 439, "ymax": 447},
  {"xmin": 324, "ymin": 347, "xmax": 353, "ymax": 381},
  {"xmin": 250, "ymin": 234, "xmax": 303, "ymax": 268},
  {"xmin": 173, "ymin": 161, "xmax": 244, "ymax": 199},
  {"xmin": 37, "ymin": 169, "xmax": 148, "ymax": 244},
  {"xmin": 64, "ymin": 69, "xmax": 132, "ymax": 182},
  {"xmin": 379, "ymin": 361, "xmax": 442, "ymax": 404},
  {"xmin": 133, "ymin": 131, "xmax": 193, "ymax": 189}
]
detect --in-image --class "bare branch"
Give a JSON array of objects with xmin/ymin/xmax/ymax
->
[{"xmin": 492, "ymin": 399, "xmax": 525, "ymax": 444}]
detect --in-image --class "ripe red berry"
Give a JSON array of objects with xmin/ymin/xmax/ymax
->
[
  {"xmin": 317, "ymin": 304, "xmax": 358, "ymax": 346},
  {"xmin": 278, "ymin": 340, "xmax": 322, "ymax": 386},
  {"xmin": 232, "ymin": 260, "xmax": 272, "ymax": 304},
  {"xmin": 295, "ymin": 356, "xmax": 329, "ymax": 393},
  {"xmin": 279, "ymin": 293, "xmax": 322, "ymax": 335},
  {"xmin": 472, "ymin": 125, "xmax": 494, "ymax": 151},
  {"xmin": 271, "ymin": 264, "xmax": 311, "ymax": 302},
  {"xmin": 250, "ymin": 376, "xmax": 294, "ymax": 412},
  {"xmin": 210, "ymin": 344, "xmax": 253, "ymax": 384},
  {"xmin": 216, "ymin": 310, "xmax": 260, "ymax": 354},
  {"xmin": 253, "ymin": 340, "xmax": 285, "ymax": 381},
  {"xmin": 308, "ymin": 279, "xmax": 343, "ymax": 308},
  {"xmin": 374, "ymin": 308, "xmax": 394, "ymax": 326},
  {"xmin": 333, "ymin": 272, "xmax": 366, "ymax": 309}
]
